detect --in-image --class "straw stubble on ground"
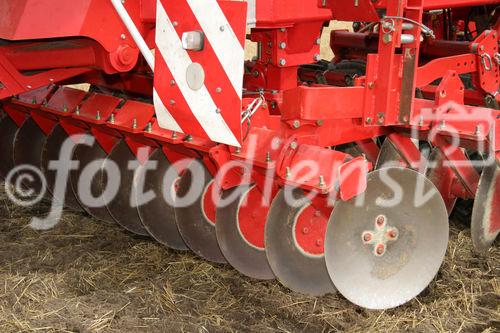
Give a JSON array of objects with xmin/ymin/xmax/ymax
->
[{"xmin": 0, "ymin": 184, "xmax": 498, "ymax": 333}]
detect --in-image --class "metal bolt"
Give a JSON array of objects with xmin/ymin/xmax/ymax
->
[
  {"xmin": 266, "ymin": 152, "xmax": 271, "ymax": 163},
  {"xmin": 439, "ymin": 120, "xmax": 446, "ymax": 129},
  {"xmin": 172, "ymin": 131, "xmax": 178, "ymax": 139},
  {"xmin": 475, "ymin": 124, "xmax": 482, "ymax": 136},
  {"xmin": 215, "ymin": 87, "xmax": 222, "ymax": 93},
  {"xmin": 285, "ymin": 167, "xmax": 291, "ymax": 179},
  {"xmin": 376, "ymin": 215, "xmax": 385, "ymax": 227},
  {"xmin": 365, "ymin": 117, "xmax": 372, "ymax": 124},
  {"xmin": 172, "ymin": 21, "xmax": 178, "ymax": 27},
  {"xmin": 419, "ymin": 116, "xmax": 424, "ymax": 126},
  {"xmin": 215, "ymin": 108, "xmax": 221, "ymax": 114},
  {"xmin": 316, "ymin": 120, "xmax": 324, "ymax": 126},
  {"xmin": 62, "ymin": 104, "xmax": 68, "ymax": 112},
  {"xmin": 132, "ymin": 118, "xmax": 137, "ymax": 129},
  {"xmin": 75, "ymin": 106, "xmax": 80, "ymax": 115},
  {"xmin": 146, "ymin": 122, "xmax": 152, "ymax": 132},
  {"xmin": 280, "ymin": 28, "xmax": 286, "ymax": 32},
  {"xmin": 279, "ymin": 58, "xmax": 286, "ymax": 66},
  {"xmin": 32, "ymin": 97, "xmax": 37, "ymax": 105},
  {"xmin": 252, "ymin": 70, "xmax": 259, "ymax": 77},
  {"xmin": 363, "ymin": 232, "xmax": 372, "ymax": 243},
  {"xmin": 219, "ymin": 25, "xmax": 225, "ymax": 32},
  {"xmin": 368, "ymin": 82, "xmax": 375, "ymax": 89},
  {"xmin": 382, "ymin": 33, "xmax": 392, "ymax": 44},
  {"xmin": 96, "ymin": 110, "xmax": 101, "ymax": 120},
  {"xmin": 235, "ymin": 147, "xmax": 241, "ymax": 154},
  {"xmin": 109, "ymin": 113, "xmax": 115, "ymax": 124},
  {"xmin": 121, "ymin": 34, "xmax": 126, "ymax": 40},
  {"xmin": 316, "ymin": 239, "xmax": 323, "ymax": 247},
  {"xmin": 169, "ymin": 99, "xmax": 175, "ymax": 106},
  {"xmin": 170, "ymin": 80, "xmax": 176, "ymax": 86},
  {"xmin": 43, "ymin": 99, "xmax": 49, "ymax": 107},
  {"xmin": 314, "ymin": 54, "xmax": 321, "ymax": 62},
  {"xmin": 279, "ymin": 42, "xmax": 286, "ymax": 49},
  {"xmin": 292, "ymin": 120, "xmax": 300, "ymax": 129},
  {"xmin": 388, "ymin": 229, "xmax": 398, "ymax": 239},
  {"xmin": 376, "ymin": 244, "xmax": 385, "ymax": 256},
  {"xmin": 316, "ymin": 38, "xmax": 321, "ymax": 45},
  {"xmin": 185, "ymin": 134, "xmax": 193, "ymax": 142},
  {"xmin": 319, "ymin": 175, "xmax": 326, "ymax": 188},
  {"xmin": 290, "ymin": 141, "xmax": 298, "ymax": 150},
  {"xmin": 302, "ymin": 227, "xmax": 309, "ymax": 235}
]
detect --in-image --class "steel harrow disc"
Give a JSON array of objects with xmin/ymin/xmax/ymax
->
[
  {"xmin": 104, "ymin": 140, "xmax": 149, "ymax": 236},
  {"xmin": 471, "ymin": 161, "xmax": 500, "ymax": 253},
  {"xmin": 136, "ymin": 149, "xmax": 188, "ymax": 250},
  {"xmin": 426, "ymin": 148, "xmax": 457, "ymax": 215},
  {"xmin": 265, "ymin": 188, "xmax": 336, "ymax": 296},
  {"xmin": 40, "ymin": 124, "xmax": 83, "ymax": 211},
  {"xmin": 12, "ymin": 117, "xmax": 47, "ymax": 194},
  {"xmin": 375, "ymin": 138, "xmax": 407, "ymax": 169},
  {"xmin": 216, "ymin": 184, "xmax": 275, "ymax": 280},
  {"xmin": 175, "ymin": 159, "xmax": 227, "ymax": 263},
  {"xmin": 0, "ymin": 115, "xmax": 18, "ymax": 179},
  {"xmin": 325, "ymin": 167, "xmax": 449, "ymax": 310},
  {"xmin": 70, "ymin": 136, "xmax": 117, "ymax": 223}
]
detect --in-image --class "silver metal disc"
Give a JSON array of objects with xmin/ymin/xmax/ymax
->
[
  {"xmin": 104, "ymin": 140, "xmax": 149, "ymax": 236},
  {"xmin": 265, "ymin": 188, "xmax": 336, "ymax": 296},
  {"xmin": 136, "ymin": 149, "xmax": 188, "ymax": 250},
  {"xmin": 426, "ymin": 148, "xmax": 457, "ymax": 215},
  {"xmin": 325, "ymin": 167, "xmax": 449, "ymax": 310},
  {"xmin": 216, "ymin": 185, "xmax": 275, "ymax": 280},
  {"xmin": 471, "ymin": 162, "xmax": 500, "ymax": 253},
  {"xmin": 175, "ymin": 160, "xmax": 227, "ymax": 263}
]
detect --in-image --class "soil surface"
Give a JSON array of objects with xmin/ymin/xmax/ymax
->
[{"xmin": 0, "ymin": 185, "xmax": 498, "ymax": 333}]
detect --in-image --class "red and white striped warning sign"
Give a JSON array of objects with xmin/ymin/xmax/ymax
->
[{"xmin": 153, "ymin": 0, "xmax": 248, "ymax": 147}]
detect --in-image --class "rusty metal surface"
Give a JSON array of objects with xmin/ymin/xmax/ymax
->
[
  {"xmin": 12, "ymin": 117, "xmax": 46, "ymax": 193},
  {"xmin": 104, "ymin": 140, "xmax": 149, "ymax": 236},
  {"xmin": 136, "ymin": 149, "xmax": 188, "ymax": 250},
  {"xmin": 0, "ymin": 115, "xmax": 18, "ymax": 179},
  {"xmin": 41, "ymin": 124, "xmax": 82, "ymax": 211},
  {"xmin": 70, "ymin": 138, "xmax": 117, "ymax": 224}
]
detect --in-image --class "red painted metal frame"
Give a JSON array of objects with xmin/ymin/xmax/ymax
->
[{"xmin": 0, "ymin": 0, "xmax": 498, "ymax": 207}]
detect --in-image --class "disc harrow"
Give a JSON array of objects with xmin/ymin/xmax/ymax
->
[{"xmin": 0, "ymin": 0, "xmax": 498, "ymax": 310}]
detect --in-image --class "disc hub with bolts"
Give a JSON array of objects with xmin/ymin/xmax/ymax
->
[{"xmin": 361, "ymin": 215, "xmax": 399, "ymax": 257}]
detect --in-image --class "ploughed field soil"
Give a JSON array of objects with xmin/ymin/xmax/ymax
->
[{"xmin": 0, "ymin": 184, "xmax": 498, "ymax": 333}]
